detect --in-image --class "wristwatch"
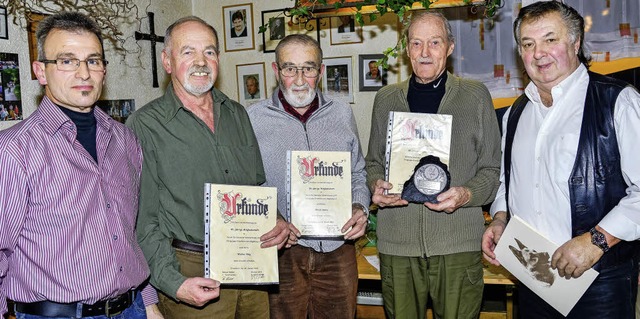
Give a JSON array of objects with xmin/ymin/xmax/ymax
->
[{"xmin": 589, "ymin": 227, "xmax": 610, "ymax": 253}]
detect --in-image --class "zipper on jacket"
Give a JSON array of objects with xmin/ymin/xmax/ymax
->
[
  {"xmin": 299, "ymin": 102, "xmax": 331, "ymax": 150},
  {"xmin": 420, "ymin": 205, "xmax": 428, "ymax": 258},
  {"xmin": 302, "ymin": 122, "xmax": 311, "ymax": 150}
]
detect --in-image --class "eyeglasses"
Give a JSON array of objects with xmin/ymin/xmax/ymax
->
[
  {"xmin": 40, "ymin": 58, "xmax": 109, "ymax": 72},
  {"xmin": 278, "ymin": 66, "xmax": 319, "ymax": 78}
]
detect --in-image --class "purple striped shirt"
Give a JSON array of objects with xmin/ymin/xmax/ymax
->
[{"xmin": 0, "ymin": 96, "xmax": 151, "ymax": 315}]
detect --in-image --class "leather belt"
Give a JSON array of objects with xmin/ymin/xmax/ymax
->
[
  {"xmin": 14, "ymin": 289, "xmax": 138, "ymax": 318},
  {"xmin": 172, "ymin": 238, "xmax": 205, "ymax": 253}
]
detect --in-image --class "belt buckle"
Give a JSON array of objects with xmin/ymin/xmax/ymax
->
[{"xmin": 105, "ymin": 299, "xmax": 124, "ymax": 318}]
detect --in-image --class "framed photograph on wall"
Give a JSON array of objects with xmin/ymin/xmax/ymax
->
[
  {"xmin": 359, "ymin": 54, "xmax": 387, "ymax": 91},
  {"xmin": 236, "ymin": 62, "xmax": 267, "ymax": 107},
  {"xmin": 27, "ymin": 12, "xmax": 48, "ymax": 79},
  {"xmin": 96, "ymin": 99, "xmax": 136, "ymax": 123},
  {"xmin": 223, "ymin": 3, "xmax": 254, "ymax": 52},
  {"xmin": 261, "ymin": 9, "xmax": 319, "ymax": 53},
  {"xmin": 329, "ymin": 16, "xmax": 362, "ymax": 45},
  {"xmin": 0, "ymin": 53, "xmax": 23, "ymax": 121},
  {"xmin": 0, "ymin": 7, "xmax": 8, "ymax": 40},
  {"xmin": 322, "ymin": 57, "xmax": 353, "ymax": 104}
]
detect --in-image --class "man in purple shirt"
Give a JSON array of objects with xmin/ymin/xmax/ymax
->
[{"xmin": 0, "ymin": 12, "xmax": 158, "ymax": 319}]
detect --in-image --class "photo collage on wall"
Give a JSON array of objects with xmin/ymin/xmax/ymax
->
[
  {"xmin": 0, "ymin": 53, "xmax": 22, "ymax": 121},
  {"xmin": 96, "ymin": 99, "xmax": 135, "ymax": 123}
]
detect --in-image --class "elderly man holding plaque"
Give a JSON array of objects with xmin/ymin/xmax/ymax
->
[
  {"xmin": 247, "ymin": 34, "xmax": 370, "ymax": 319},
  {"xmin": 365, "ymin": 11, "xmax": 502, "ymax": 319}
]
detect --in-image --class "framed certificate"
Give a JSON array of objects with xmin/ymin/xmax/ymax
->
[
  {"xmin": 287, "ymin": 150, "xmax": 351, "ymax": 237},
  {"xmin": 385, "ymin": 112, "xmax": 452, "ymax": 194},
  {"xmin": 204, "ymin": 184, "xmax": 278, "ymax": 285}
]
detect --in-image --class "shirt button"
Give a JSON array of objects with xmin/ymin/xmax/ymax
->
[
  {"xmin": 225, "ymin": 169, "xmax": 229, "ymax": 174},
  {"xmin": 106, "ymin": 203, "xmax": 111, "ymax": 209},
  {"xmin": 535, "ymin": 183, "xmax": 539, "ymax": 188},
  {"xmin": 113, "ymin": 235, "xmax": 118, "ymax": 240},
  {"xmin": 119, "ymin": 266, "xmax": 123, "ymax": 272}
]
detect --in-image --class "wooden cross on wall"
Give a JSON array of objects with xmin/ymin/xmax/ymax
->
[{"xmin": 135, "ymin": 12, "xmax": 164, "ymax": 88}]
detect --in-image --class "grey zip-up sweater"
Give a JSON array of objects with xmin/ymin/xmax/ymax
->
[
  {"xmin": 247, "ymin": 90, "xmax": 370, "ymax": 253},
  {"xmin": 365, "ymin": 73, "xmax": 501, "ymax": 257}
]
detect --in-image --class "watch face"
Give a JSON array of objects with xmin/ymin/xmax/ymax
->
[
  {"xmin": 590, "ymin": 228, "xmax": 609, "ymax": 252},
  {"xmin": 414, "ymin": 163, "xmax": 447, "ymax": 195}
]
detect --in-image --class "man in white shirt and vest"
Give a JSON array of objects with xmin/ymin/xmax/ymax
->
[{"xmin": 482, "ymin": 2, "xmax": 640, "ymax": 318}]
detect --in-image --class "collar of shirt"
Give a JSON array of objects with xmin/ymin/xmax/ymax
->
[
  {"xmin": 58, "ymin": 105, "xmax": 96, "ymax": 129},
  {"xmin": 409, "ymin": 71, "xmax": 447, "ymax": 92},
  {"xmin": 160, "ymin": 82, "xmax": 232, "ymax": 124},
  {"xmin": 525, "ymin": 64, "xmax": 588, "ymax": 108},
  {"xmin": 278, "ymin": 90, "xmax": 319, "ymax": 123},
  {"xmin": 38, "ymin": 96, "xmax": 113, "ymax": 139}
]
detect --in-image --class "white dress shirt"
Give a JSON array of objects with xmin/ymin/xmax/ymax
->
[{"xmin": 491, "ymin": 64, "xmax": 640, "ymax": 245}]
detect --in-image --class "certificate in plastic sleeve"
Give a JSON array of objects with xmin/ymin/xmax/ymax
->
[
  {"xmin": 384, "ymin": 111, "xmax": 452, "ymax": 194},
  {"xmin": 204, "ymin": 184, "xmax": 278, "ymax": 285},
  {"xmin": 287, "ymin": 150, "xmax": 351, "ymax": 237}
]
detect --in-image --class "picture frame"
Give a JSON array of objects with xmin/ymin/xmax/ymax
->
[
  {"xmin": 329, "ymin": 16, "xmax": 362, "ymax": 45},
  {"xmin": 322, "ymin": 56, "xmax": 353, "ymax": 104},
  {"xmin": 27, "ymin": 12, "xmax": 48, "ymax": 80},
  {"xmin": 96, "ymin": 99, "xmax": 136, "ymax": 123},
  {"xmin": 236, "ymin": 62, "xmax": 267, "ymax": 107},
  {"xmin": 261, "ymin": 9, "xmax": 320, "ymax": 53},
  {"xmin": 0, "ymin": 52, "xmax": 23, "ymax": 121},
  {"xmin": 0, "ymin": 7, "xmax": 8, "ymax": 40},
  {"xmin": 358, "ymin": 54, "xmax": 387, "ymax": 91},
  {"xmin": 222, "ymin": 3, "xmax": 255, "ymax": 52}
]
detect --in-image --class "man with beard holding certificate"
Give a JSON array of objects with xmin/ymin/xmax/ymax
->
[
  {"xmin": 127, "ymin": 16, "xmax": 289, "ymax": 319},
  {"xmin": 247, "ymin": 34, "xmax": 370, "ymax": 319}
]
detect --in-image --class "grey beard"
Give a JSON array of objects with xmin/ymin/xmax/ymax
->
[
  {"xmin": 185, "ymin": 81, "xmax": 213, "ymax": 95},
  {"xmin": 280, "ymin": 83, "xmax": 316, "ymax": 108}
]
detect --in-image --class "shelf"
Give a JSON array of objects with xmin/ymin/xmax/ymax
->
[
  {"xmin": 297, "ymin": 0, "xmax": 487, "ymax": 17},
  {"xmin": 492, "ymin": 57, "xmax": 640, "ymax": 109}
]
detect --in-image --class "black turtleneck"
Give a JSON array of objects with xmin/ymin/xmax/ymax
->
[
  {"xmin": 59, "ymin": 106, "xmax": 98, "ymax": 162},
  {"xmin": 407, "ymin": 72, "xmax": 447, "ymax": 114}
]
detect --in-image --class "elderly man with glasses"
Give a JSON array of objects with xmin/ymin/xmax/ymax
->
[{"xmin": 247, "ymin": 34, "xmax": 370, "ymax": 319}]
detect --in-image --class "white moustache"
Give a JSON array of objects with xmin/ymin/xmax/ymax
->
[
  {"xmin": 291, "ymin": 83, "xmax": 310, "ymax": 91},
  {"xmin": 417, "ymin": 58, "xmax": 433, "ymax": 64}
]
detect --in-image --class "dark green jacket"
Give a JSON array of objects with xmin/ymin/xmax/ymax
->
[{"xmin": 126, "ymin": 83, "xmax": 265, "ymax": 299}]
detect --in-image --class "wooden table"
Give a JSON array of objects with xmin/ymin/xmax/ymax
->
[{"xmin": 356, "ymin": 246, "xmax": 517, "ymax": 319}]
